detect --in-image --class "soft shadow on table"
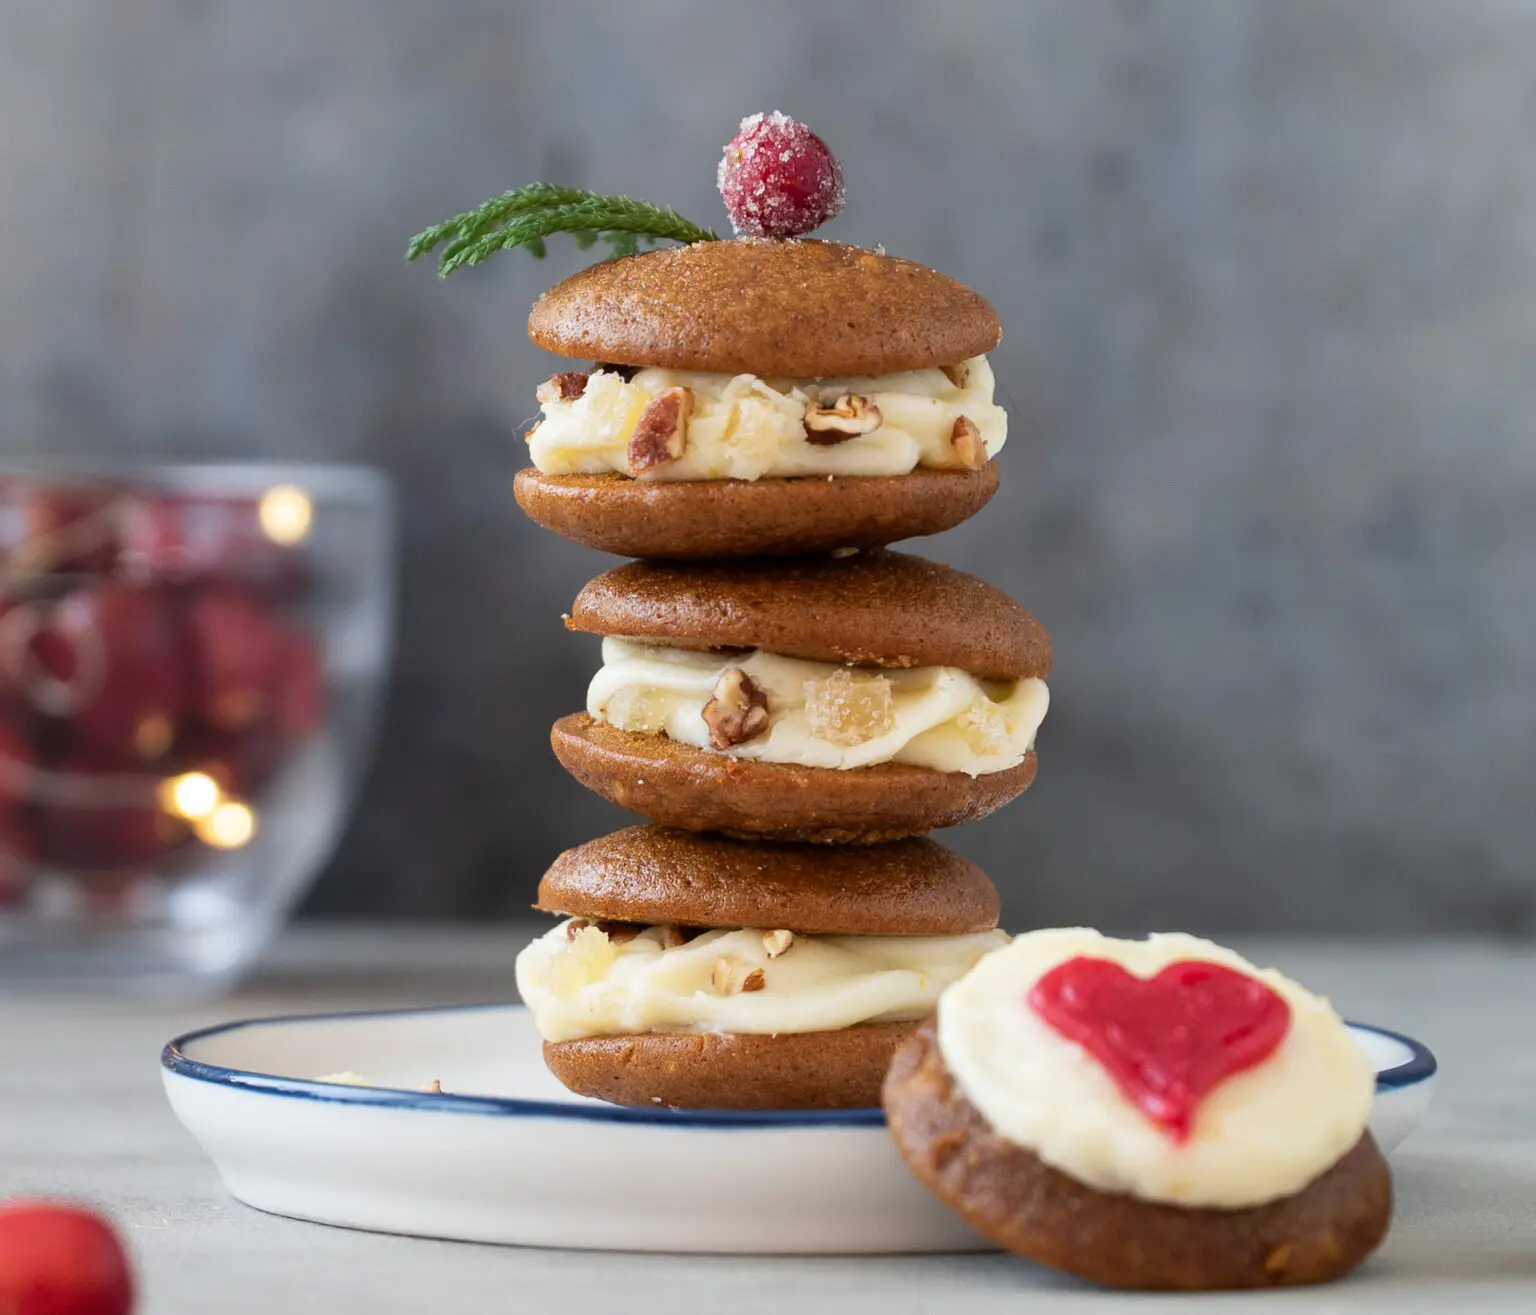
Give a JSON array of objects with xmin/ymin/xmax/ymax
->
[
  {"xmin": 484, "ymin": 1151, "xmax": 1536, "ymax": 1304},
  {"xmin": 1371, "ymin": 1151, "xmax": 1536, "ymax": 1281}
]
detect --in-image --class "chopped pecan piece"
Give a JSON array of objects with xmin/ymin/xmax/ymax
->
[
  {"xmin": 627, "ymin": 386, "xmax": 693, "ymax": 474},
  {"xmin": 536, "ymin": 371, "xmax": 589, "ymax": 405},
  {"xmin": 713, "ymin": 957, "xmax": 767, "ymax": 995},
  {"xmin": 941, "ymin": 362, "xmax": 971, "ymax": 389},
  {"xmin": 761, "ymin": 929, "xmax": 794, "ymax": 958},
  {"xmin": 803, "ymin": 394, "xmax": 882, "ymax": 445},
  {"xmin": 701, "ymin": 667, "xmax": 770, "ymax": 749},
  {"xmin": 950, "ymin": 416, "xmax": 988, "ymax": 470}
]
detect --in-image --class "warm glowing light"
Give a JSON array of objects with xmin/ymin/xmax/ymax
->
[
  {"xmin": 257, "ymin": 485, "xmax": 313, "ymax": 546},
  {"xmin": 197, "ymin": 800, "xmax": 257, "ymax": 849},
  {"xmin": 135, "ymin": 714, "xmax": 174, "ymax": 761},
  {"xmin": 158, "ymin": 771, "xmax": 222, "ymax": 820}
]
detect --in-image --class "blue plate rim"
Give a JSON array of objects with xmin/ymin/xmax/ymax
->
[{"xmin": 161, "ymin": 1003, "xmax": 1436, "ymax": 1128}]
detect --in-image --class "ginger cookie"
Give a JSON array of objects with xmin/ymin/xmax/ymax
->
[
  {"xmin": 883, "ymin": 930, "xmax": 1392, "ymax": 1288},
  {"xmin": 514, "ymin": 826, "xmax": 1008, "ymax": 1109},
  {"xmin": 556, "ymin": 552, "xmax": 1050, "ymax": 841}
]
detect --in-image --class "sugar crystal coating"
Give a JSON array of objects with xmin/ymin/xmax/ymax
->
[
  {"xmin": 717, "ymin": 111, "xmax": 846, "ymax": 239},
  {"xmin": 803, "ymin": 668, "xmax": 896, "ymax": 746}
]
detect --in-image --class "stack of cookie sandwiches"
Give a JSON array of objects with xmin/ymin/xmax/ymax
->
[{"xmin": 437, "ymin": 117, "xmax": 1048, "ymax": 1110}]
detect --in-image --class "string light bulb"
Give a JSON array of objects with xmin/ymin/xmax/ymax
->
[
  {"xmin": 158, "ymin": 771, "xmax": 221, "ymax": 821},
  {"xmin": 257, "ymin": 485, "xmax": 313, "ymax": 546},
  {"xmin": 196, "ymin": 800, "xmax": 258, "ymax": 850}
]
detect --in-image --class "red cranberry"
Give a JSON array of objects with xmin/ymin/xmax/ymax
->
[
  {"xmin": 118, "ymin": 493, "xmax": 309, "ymax": 597},
  {"xmin": 182, "ymin": 725, "xmax": 284, "ymax": 798},
  {"xmin": 7, "ymin": 483, "xmax": 122, "ymax": 578},
  {"xmin": 0, "ymin": 812, "xmax": 35, "ymax": 907},
  {"xmin": 40, "ymin": 754, "xmax": 187, "ymax": 872},
  {"xmin": 717, "ymin": 111, "xmax": 845, "ymax": 238},
  {"xmin": 0, "ymin": 721, "xmax": 34, "ymax": 819},
  {"xmin": 0, "ymin": 1200, "xmax": 135, "ymax": 1315},
  {"xmin": 24, "ymin": 584, "xmax": 187, "ymax": 767},
  {"xmin": 277, "ymin": 629, "xmax": 323, "ymax": 742},
  {"xmin": 184, "ymin": 586, "xmax": 286, "ymax": 734}
]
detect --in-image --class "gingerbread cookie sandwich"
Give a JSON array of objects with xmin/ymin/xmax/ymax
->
[
  {"xmin": 409, "ymin": 113, "xmax": 1007, "ymax": 559},
  {"xmin": 550, "ymin": 550, "xmax": 1051, "ymax": 842},
  {"xmin": 883, "ymin": 929, "xmax": 1391, "ymax": 1289},
  {"xmin": 514, "ymin": 825, "xmax": 1007, "ymax": 1109}
]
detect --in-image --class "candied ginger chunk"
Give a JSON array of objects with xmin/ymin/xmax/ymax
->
[
  {"xmin": 605, "ymin": 687, "xmax": 672, "ymax": 734},
  {"xmin": 956, "ymin": 698, "xmax": 1011, "ymax": 754},
  {"xmin": 550, "ymin": 925, "xmax": 618, "ymax": 995},
  {"xmin": 804, "ymin": 668, "xmax": 896, "ymax": 746}
]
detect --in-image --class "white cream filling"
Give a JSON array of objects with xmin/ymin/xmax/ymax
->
[
  {"xmin": 528, "ymin": 356, "xmax": 1005, "ymax": 480},
  {"xmin": 516, "ymin": 921, "xmax": 1010, "ymax": 1042},
  {"xmin": 587, "ymin": 638, "xmax": 1048, "ymax": 777},
  {"xmin": 937, "ymin": 930, "xmax": 1376, "ymax": 1209}
]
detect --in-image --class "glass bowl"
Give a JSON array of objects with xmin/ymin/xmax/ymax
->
[{"xmin": 0, "ymin": 463, "xmax": 393, "ymax": 992}]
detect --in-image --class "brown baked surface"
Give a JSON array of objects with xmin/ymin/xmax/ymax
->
[
  {"xmin": 550, "ymin": 714, "xmax": 1037, "ymax": 843},
  {"xmin": 536, "ymin": 826, "xmax": 998, "ymax": 934},
  {"xmin": 545, "ymin": 1022, "xmax": 918, "ymax": 1109},
  {"xmin": 527, "ymin": 239, "xmax": 1002, "ymax": 378},
  {"xmin": 568, "ymin": 550, "xmax": 1051, "ymax": 681},
  {"xmin": 882, "ymin": 1021, "xmax": 1393, "ymax": 1290},
  {"xmin": 513, "ymin": 465, "xmax": 999, "ymax": 559}
]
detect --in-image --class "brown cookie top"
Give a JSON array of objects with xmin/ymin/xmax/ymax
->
[
  {"xmin": 536, "ymin": 826, "xmax": 999, "ymax": 935},
  {"xmin": 568, "ymin": 550, "xmax": 1051, "ymax": 681},
  {"xmin": 527, "ymin": 239, "xmax": 1002, "ymax": 377}
]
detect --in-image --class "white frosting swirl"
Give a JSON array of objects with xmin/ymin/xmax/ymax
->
[
  {"xmin": 937, "ymin": 929, "xmax": 1375, "ymax": 1209},
  {"xmin": 528, "ymin": 356, "xmax": 1005, "ymax": 480},
  {"xmin": 516, "ymin": 921, "xmax": 1009, "ymax": 1043},
  {"xmin": 587, "ymin": 638, "xmax": 1048, "ymax": 777}
]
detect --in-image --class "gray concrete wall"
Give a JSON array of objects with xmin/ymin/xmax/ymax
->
[{"xmin": 2, "ymin": 0, "xmax": 1532, "ymax": 932}]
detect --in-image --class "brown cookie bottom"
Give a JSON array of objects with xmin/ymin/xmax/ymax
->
[
  {"xmin": 550, "ymin": 714, "xmax": 1038, "ymax": 843},
  {"xmin": 882, "ymin": 1021, "xmax": 1392, "ymax": 1290},
  {"xmin": 513, "ymin": 465, "xmax": 999, "ymax": 559},
  {"xmin": 545, "ymin": 1022, "xmax": 919, "ymax": 1109}
]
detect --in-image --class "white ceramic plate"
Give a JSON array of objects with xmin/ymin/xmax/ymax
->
[{"xmin": 162, "ymin": 1005, "xmax": 1437, "ymax": 1254}]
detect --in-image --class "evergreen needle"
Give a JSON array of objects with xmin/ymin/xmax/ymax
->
[{"xmin": 406, "ymin": 184, "xmax": 719, "ymax": 275}]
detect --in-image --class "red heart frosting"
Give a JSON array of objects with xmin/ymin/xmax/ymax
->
[{"xmin": 1027, "ymin": 956, "xmax": 1291, "ymax": 1141}]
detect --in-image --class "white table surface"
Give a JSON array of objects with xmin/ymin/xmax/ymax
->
[{"xmin": 1, "ymin": 926, "xmax": 1533, "ymax": 1314}]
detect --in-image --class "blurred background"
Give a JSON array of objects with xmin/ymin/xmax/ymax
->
[{"xmin": 2, "ymin": 0, "xmax": 1531, "ymax": 937}]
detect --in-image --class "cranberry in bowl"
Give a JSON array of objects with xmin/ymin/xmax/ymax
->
[{"xmin": 0, "ymin": 464, "xmax": 393, "ymax": 992}]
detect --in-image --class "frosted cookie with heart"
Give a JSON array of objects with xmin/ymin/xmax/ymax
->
[{"xmin": 882, "ymin": 929, "xmax": 1392, "ymax": 1290}]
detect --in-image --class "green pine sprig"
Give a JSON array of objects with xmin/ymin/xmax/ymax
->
[{"xmin": 406, "ymin": 183, "xmax": 720, "ymax": 276}]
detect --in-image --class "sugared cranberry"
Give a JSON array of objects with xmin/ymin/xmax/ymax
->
[
  {"xmin": 717, "ymin": 111, "xmax": 844, "ymax": 239},
  {"xmin": 25, "ymin": 584, "xmax": 186, "ymax": 767},
  {"xmin": 184, "ymin": 587, "xmax": 286, "ymax": 734},
  {"xmin": 0, "ymin": 1200, "xmax": 135, "ymax": 1315}
]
